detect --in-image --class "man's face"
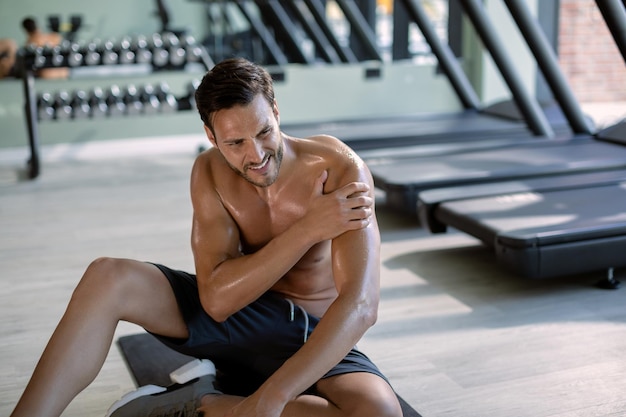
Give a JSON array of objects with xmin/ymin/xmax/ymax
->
[{"xmin": 207, "ymin": 94, "xmax": 283, "ymax": 187}]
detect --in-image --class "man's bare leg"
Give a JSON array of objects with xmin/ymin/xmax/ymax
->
[
  {"xmin": 11, "ymin": 258, "xmax": 188, "ymax": 417},
  {"xmin": 198, "ymin": 372, "xmax": 402, "ymax": 417}
]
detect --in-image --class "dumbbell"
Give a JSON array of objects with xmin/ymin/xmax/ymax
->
[
  {"xmin": 150, "ymin": 33, "xmax": 169, "ymax": 68},
  {"xmin": 83, "ymin": 40, "xmax": 101, "ymax": 66},
  {"xmin": 25, "ymin": 46, "xmax": 48, "ymax": 69},
  {"xmin": 37, "ymin": 92, "xmax": 55, "ymax": 121},
  {"xmin": 162, "ymin": 32, "xmax": 186, "ymax": 68},
  {"xmin": 118, "ymin": 36, "xmax": 135, "ymax": 65},
  {"xmin": 70, "ymin": 90, "xmax": 91, "ymax": 119},
  {"xmin": 101, "ymin": 39, "xmax": 119, "ymax": 66},
  {"xmin": 182, "ymin": 35, "xmax": 204, "ymax": 64},
  {"xmin": 105, "ymin": 85, "xmax": 126, "ymax": 116},
  {"xmin": 53, "ymin": 90, "xmax": 73, "ymax": 120},
  {"xmin": 177, "ymin": 79, "xmax": 200, "ymax": 111},
  {"xmin": 138, "ymin": 84, "xmax": 160, "ymax": 115},
  {"xmin": 88, "ymin": 86, "xmax": 108, "ymax": 118},
  {"xmin": 50, "ymin": 45, "xmax": 66, "ymax": 67},
  {"xmin": 123, "ymin": 84, "xmax": 143, "ymax": 115},
  {"xmin": 132, "ymin": 35, "xmax": 152, "ymax": 65},
  {"xmin": 67, "ymin": 41, "xmax": 84, "ymax": 67},
  {"xmin": 154, "ymin": 82, "xmax": 178, "ymax": 113},
  {"xmin": 38, "ymin": 46, "xmax": 58, "ymax": 68}
]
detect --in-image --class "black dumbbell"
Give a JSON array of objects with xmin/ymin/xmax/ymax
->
[
  {"xmin": 182, "ymin": 35, "xmax": 203, "ymax": 64},
  {"xmin": 139, "ymin": 84, "xmax": 160, "ymax": 115},
  {"xmin": 39, "ymin": 45, "xmax": 59, "ymax": 68},
  {"xmin": 163, "ymin": 32, "xmax": 186, "ymax": 68},
  {"xmin": 178, "ymin": 79, "xmax": 200, "ymax": 111},
  {"xmin": 67, "ymin": 41, "xmax": 84, "ymax": 67},
  {"xmin": 150, "ymin": 33, "xmax": 169, "ymax": 68},
  {"xmin": 118, "ymin": 36, "xmax": 135, "ymax": 65},
  {"xmin": 123, "ymin": 84, "xmax": 143, "ymax": 115},
  {"xmin": 101, "ymin": 39, "xmax": 119, "ymax": 65},
  {"xmin": 70, "ymin": 90, "xmax": 91, "ymax": 119},
  {"xmin": 30, "ymin": 46, "xmax": 48, "ymax": 69},
  {"xmin": 88, "ymin": 86, "xmax": 108, "ymax": 118},
  {"xmin": 105, "ymin": 85, "xmax": 126, "ymax": 116},
  {"xmin": 132, "ymin": 35, "xmax": 152, "ymax": 64},
  {"xmin": 83, "ymin": 40, "xmax": 101, "ymax": 66},
  {"xmin": 53, "ymin": 90, "xmax": 73, "ymax": 120},
  {"xmin": 37, "ymin": 92, "xmax": 55, "ymax": 121},
  {"xmin": 50, "ymin": 45, "xmax": 66, "ymax": 67},
  {"xmin": 154, "ymin": 82, "xmax": 178, "ymax": 113},
  {"xmin": 191, "ymin": 78, "xmax": 200, "ymax": 100}
]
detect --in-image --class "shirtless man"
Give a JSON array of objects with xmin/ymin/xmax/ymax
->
[{"xmin": 11, "ymin": 58, "xmax": 402, "ymax": 417}]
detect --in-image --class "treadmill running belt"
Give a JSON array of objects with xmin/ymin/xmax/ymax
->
[
  {"xmin": 435, "ymin": 183, "xmax": 626, "ymax": 278},
  {"xmin": 281, "ymin": 109, "xmax": 531, "ymax": 150},
  {"xmin": 372, "ymin": 138, "xmax": 626, "ymax": 215},
  {"xmin": 418, "ymin": 168, "xmax": 626, "ymax": 233}
]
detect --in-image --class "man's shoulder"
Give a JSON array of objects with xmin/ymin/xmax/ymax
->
[
  {"xmin": 293, "ymin": 134, "xmax": 358, "ymax": 161},
  {"xmin": 290, "ymin": 134, "xmax": 369, "ymax": 186},
  {"xmin": 300, "ymin": 133, "xmax": 342, "ymax": 147},
  {"xmin": 191, "ymin": 147, "xmax": 224, "ymax": 182}
]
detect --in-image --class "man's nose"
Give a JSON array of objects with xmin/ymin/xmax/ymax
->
[{"xmin": 247, "ymin": 139, "xmax": 265, "ymax": 161}]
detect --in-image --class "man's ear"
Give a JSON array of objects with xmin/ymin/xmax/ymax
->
[
  {"xmin": 204, "ymin": 124, "xmax": 217, "ymax": 147},
  {"xmin": 273, "ymin": 99, "xmax": 280, "ymax": 125}
]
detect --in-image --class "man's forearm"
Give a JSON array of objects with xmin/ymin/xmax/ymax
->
[
  {"xmin": 255, "ymin": 223, "xmax": 381, "ymax": 408},
  {"xmin": 256, "ymin": 291, "xmax": 377, "ymax": 407},
  {"xmin": 197, "ymin": 221, "xmax": 317, "ymax": 321}
]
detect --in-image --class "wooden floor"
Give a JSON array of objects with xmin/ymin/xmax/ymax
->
[{"xmin": 1, "ymin": 136, "xmax": 626, "ymax": 417}]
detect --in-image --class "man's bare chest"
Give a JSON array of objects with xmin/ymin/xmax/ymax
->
[{"xmin": 229, "ymin": 191, "xmax": 311, "ymax": 251}]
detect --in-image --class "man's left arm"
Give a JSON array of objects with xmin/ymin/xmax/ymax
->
[{"xmin": 238, "ymin": 163, "xmax": 381, "ymax": 415}]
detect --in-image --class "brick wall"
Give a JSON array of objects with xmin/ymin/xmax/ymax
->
[{"xmin": 558, "ymin": 0, "xmax": 626, "ymax": 102}]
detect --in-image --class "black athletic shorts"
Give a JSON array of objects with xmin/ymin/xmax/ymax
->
[{"xmin": 149, "ymin": 263, "xmax": 389, "ymax": 396}]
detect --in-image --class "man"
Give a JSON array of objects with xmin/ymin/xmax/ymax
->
[
  {"xmin": 11, "ymin": 58, "xmax": 402, "ymax": 417},
  {"xmin": 0, "ymin": 38, "xmax": 18, "ymax": 79}
]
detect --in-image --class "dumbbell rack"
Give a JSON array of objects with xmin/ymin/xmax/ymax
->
[{"xmin": 16, "ymin": 33, "xmax": 213, "ymax": 179}]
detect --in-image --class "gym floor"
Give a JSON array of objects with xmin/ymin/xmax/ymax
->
[{"xmin": 1, "ymin": 121, "xmax": 626, "ymax": 417}]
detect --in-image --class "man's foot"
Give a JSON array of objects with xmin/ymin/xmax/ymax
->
[
  {"xmin": 106, "ymin": 374, "xmax": 219, "ymax": 417},
  {"xmin": 106, "ymin": 359, "xmax": 219, "ymax": 417}
]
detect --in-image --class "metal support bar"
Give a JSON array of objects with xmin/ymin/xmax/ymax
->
[
  {"xmin": 203, "ymin": 1, "xmax": 225, "ymax": 62},
  {"xmin": 258, "ymin": 0, "xmax": 315, "ymax": 64},
  {"xmin": 22, "ymin": 69, "xmax": 41, "ymax": 179},
  {"xmin": 303, "ymin": 0, "xmax": 358, "ymax": 63},
  {"xmin": 399, "ymin": 0, "xmax": 481, "ymax": 110},
  {"xmin": 459, "ymin": 0, "xmax": 554, "ymax": 138},
  {"xmin": 334, "ymin": 0, "xmax": 383, "ymax": 61},
  {"xmin": 286, "ymin": 0, "xmax": 342, "ymax": 64},
  {"xmin": 595, "ymin": 0, "xmax": 626, "ymax": 65},
  {"xmin": 235, "ymin": 0, "xmax": 289, "ymax": 65},
  {"xmin": 503, "ymin": 0, "xmax": 594, "ymax": 135},
  {"xmin": 392, "ymin": 0, "xmax": 411, "ymax": 60}
]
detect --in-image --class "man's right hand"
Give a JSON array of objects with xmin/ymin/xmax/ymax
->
[{"xmin": 301, "ymin": 170, "xmax": 374, "ymax": 243}]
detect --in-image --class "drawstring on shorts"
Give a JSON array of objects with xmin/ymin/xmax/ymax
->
[{"xmin": 286, "ymin": 299, "xmax": 309, "ymax": 343}]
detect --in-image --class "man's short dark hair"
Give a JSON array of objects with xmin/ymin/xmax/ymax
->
[
  {"xmin": 195, "ymin": 58, "xmax": 275, "ymax": 133},
  {"xmin": 21, "ymin": 17, "xmax": 37, "ymax": 34}
]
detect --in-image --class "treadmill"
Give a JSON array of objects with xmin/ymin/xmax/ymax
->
[
  {"xmin": 417, "ymin": 169, "xmax": 626, "ymax": 282},
  {"xmin": 415, "ymin": 0, "xmax": 626, "ymax": 285},
  {"xmin": 275, "ymin": 0, "xmax": 572, "ymax": 151},
  {"xmin": 369, "ymin": 0, "xmax": 624, "ymax": 217}
]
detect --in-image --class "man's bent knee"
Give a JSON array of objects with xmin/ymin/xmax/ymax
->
[
  {"xmin": 71, "ymin": 257, "xmax": 150, "ymax": 315},
  {"xmin": 349, "ymin": 395, "xmax": 402, "ymax": 417},
  {"xmin": 76, "ymin": 257, "xmax": 131, "ymax": 296},
  {"xmin": 316, "ymin": 373, "xmax": 402, "ymax": 417}
]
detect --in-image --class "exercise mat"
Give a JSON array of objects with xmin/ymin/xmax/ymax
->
[{"xmin": 117, "ymin": 332, "xmax": 422, "ymax": 417}]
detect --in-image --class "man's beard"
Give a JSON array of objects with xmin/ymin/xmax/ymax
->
[{"xmin": 228, "ymin": 141, "xmax": 284, "ymax": 187}]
